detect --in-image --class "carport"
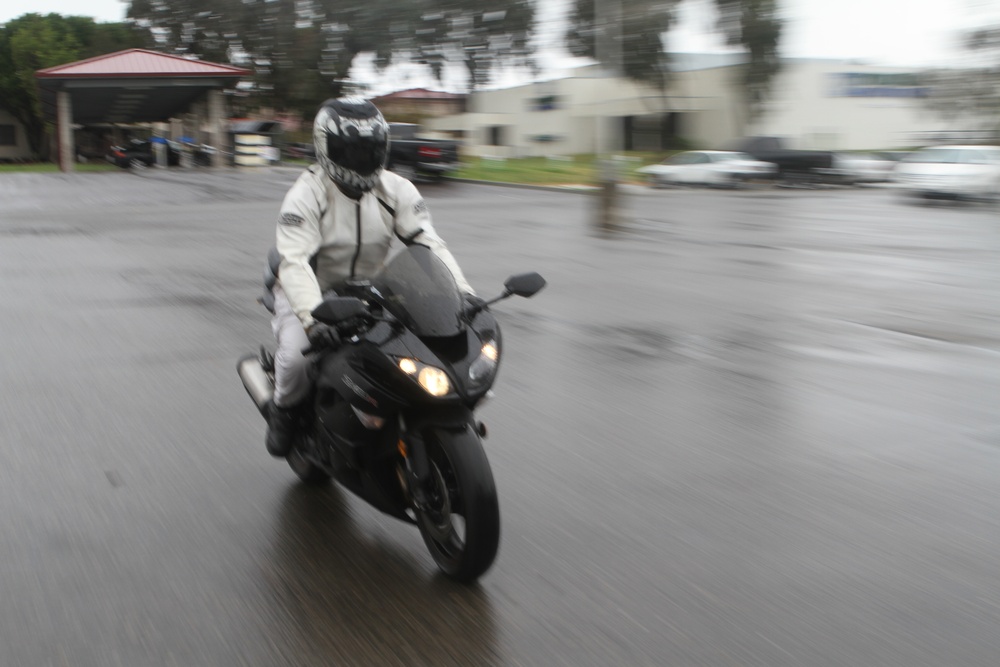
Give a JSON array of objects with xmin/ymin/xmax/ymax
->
[{"xmin": 35, "ymin": 49, "xmax": 249, "ymax": 172}]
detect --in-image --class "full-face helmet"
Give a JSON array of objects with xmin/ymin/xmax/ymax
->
[{"xmin": 313, "ymin": 97, "xmax": 389, "ymax": 193}]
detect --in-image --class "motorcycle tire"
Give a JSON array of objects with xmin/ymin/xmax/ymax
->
[{"xmin": 416, "ymin": 428, "xmax": 500, "ymax": 583}]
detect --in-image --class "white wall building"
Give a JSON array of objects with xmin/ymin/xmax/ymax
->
[
  {"xmin": 426, "ymin": 56, "xmax": 959, "ymax": 157},
  {"xmin": 749, "ymin": 59, "xmax": 952, "ymax": 150},
  {"xmin": 427, "ymin": 66, "xmax": 676, "ymax": 158}
]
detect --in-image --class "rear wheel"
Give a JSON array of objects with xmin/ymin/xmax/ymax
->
[{"xmin": 416, "ymin": 428, "xmax": 500, "ymax": 583}]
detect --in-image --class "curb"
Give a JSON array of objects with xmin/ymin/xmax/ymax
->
[
  {"xmin": 266, "ymin": 164, "xmax": 642, "ymax": 194},
  {"xmin": 446, "ymin": 178, "xmax": 604, "ymax": 194}
]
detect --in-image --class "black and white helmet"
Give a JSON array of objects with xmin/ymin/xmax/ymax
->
[{"xmin": 313, "ymin": 97, "xmax": 390, "ymax": 193}]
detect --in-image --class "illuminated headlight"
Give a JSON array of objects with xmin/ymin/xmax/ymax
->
[
  {"xmin": 418, "ymin": 367, "xmax": 450, "ymax": 396},
  {"xmin": 469, "ymin": 339, "xmax": 499, "ymax": 385},
  {"xmin": 397, "ymin": 357, "xmax": 452, "ymax": 397}
]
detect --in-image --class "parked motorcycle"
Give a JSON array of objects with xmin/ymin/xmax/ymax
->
[{"xmin": 238, "ymin": 245, "xmax": 545, "ymax": 582}]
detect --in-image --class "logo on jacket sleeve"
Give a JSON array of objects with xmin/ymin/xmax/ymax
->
[
  {"xmin": 413, "ymin": 199, "xmax": 428, "ymax": 216},
  {"xmin": 279, "ymin": 212, "xmax": 304, "ymax": 226}
]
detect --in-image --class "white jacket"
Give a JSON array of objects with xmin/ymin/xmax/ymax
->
[{"xmin": 275, "ymin": 166, "xmax": 473, "ymax": 328}]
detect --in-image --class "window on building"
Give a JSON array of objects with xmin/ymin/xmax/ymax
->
[
  {"xmin": 0, "ymin": 125, "xmax": 16, "ymax": 146},
  {"xmin": 529, "ymin": 95, "xmax": 561, "ymax": 111},
  {"xmin": 487, "ymin": 126, "xmax": 506, "ymax": 146}
]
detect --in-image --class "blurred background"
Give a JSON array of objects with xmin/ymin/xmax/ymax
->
[
  {"xmin": 2, "ymin": 2, "xmax": 1000, "ymax": 666},
  {"xmin": 1, "ymin": 0, "xmax": 999, "ymax": 174}
]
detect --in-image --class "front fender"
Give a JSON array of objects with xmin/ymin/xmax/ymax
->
[
  {"xmin": 406, "ymin": 405, "xmax": 475, "ymax": 432},
  {"xmin": 402, "ymin": 405, "xmax": 477, "ymax": 499}
]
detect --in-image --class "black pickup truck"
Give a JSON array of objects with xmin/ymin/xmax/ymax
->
[
  {"xmin": 728, "ymin": 136, "xmax": 836, "ymax": 185},
  {"xmin": 388, "ymin": 123, "xmax": 460, "ymax": 182}
]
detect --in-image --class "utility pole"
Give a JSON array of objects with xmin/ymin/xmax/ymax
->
[{"xmin": 594, "ymin": 0, "xmax": 624, "ymax": 232}]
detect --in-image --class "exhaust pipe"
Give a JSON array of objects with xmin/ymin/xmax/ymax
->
[{"xmin": 237, "ymin": 355, "xmax": 273, "ymax": 417}]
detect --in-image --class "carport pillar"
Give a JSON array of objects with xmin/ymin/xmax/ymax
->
[
  {"xmin": 170, "ymin": 118, "xmax": 192, "ymax": 168},
  {"xmin": 207, "ymin": 90, "xmax": 225, "ymax": 168},
  {"xmin": 57, "ymin": 91, "xmax": 74, "ymax": 173}
]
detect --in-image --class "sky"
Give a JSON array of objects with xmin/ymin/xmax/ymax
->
[{"xmin": 2, "ymin": 0, "xmax": 995, "ymax": 91}]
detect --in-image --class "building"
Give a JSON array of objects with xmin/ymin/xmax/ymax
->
[
  {"xmin": 424, "ymin": 56, "xmax": 961, "ymax": 158},
  {"xmin": 34, "ymin": 48, "xmax": 248, "ymax": 170},
  {"xmin": 748, "ymin": 59, "xmax": 952, "ymax": 150},
  {"xmin": 370, "ymin": 88, "xmax": 467, "ymax": 123},
  {"xmin": 0, "ymin": 108, "xmax": 33, "ymax": 161},
  {"xmin": 425, "ymin": 65, "xmax": 679, "ymax": 158}
]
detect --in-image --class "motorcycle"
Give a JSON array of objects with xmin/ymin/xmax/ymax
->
[{"xmin": 237, "ymin": 245, "xmax": 545, "ymax": 582}]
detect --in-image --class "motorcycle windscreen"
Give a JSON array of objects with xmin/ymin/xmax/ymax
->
[{"xmin": 373, "ymin": 245, "xmax": 464, "ymax": 337}]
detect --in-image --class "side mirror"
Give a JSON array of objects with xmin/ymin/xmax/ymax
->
[
  {"xmin": 504, "ymin": 272, "xmax": 547, "ymax": 298},
  {"xmin": 312, "ymin": 297, "xmax": 368, "ymax": 325}
]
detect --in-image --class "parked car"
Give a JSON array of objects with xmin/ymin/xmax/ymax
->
[
  {"xmin": 106, "ymin": 140, "xmax": 155, "ymax": 168},
  {"xmin": 284, "ymin": 142, "xmax": 316, "ymax": 160},
  {"xmin": 826, "ymin": 152, "xmax": 899, "ymax": 185},
  {"xmin": 726, "ymin": 136, "xmax": 836, "ymax": 184},
  {"xmin": 637, "ymin": 150, "xmax": 777, "ymax": 188},
  {"xmin": 892, "ymin": 145, "xmax": 1000, "ymax": 201},
  {"xmin": 107, "ymin": 139, "xmax": 180, "ymax": 169},
  {"xmin": 388, "ymin": 123, "xmax": 461, "ymax": 182}
]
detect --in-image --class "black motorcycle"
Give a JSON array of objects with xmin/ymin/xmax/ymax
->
[{"xmin": 238, "ymin": 245, "xmax": 545, "ymax": 582}]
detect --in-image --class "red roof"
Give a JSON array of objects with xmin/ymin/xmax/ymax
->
[
  {"xmin": 372, "ymin": 88, "xmax": 465, "ymax": 101},
  {"xmin": 36, "ymin": 48, "xmax": 249, "ymax": 79}
]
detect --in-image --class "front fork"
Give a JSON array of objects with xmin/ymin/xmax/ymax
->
[
  {"xmin": 402, "ymin": 429, "xmax": 433, "ymax": 510},
  {"xmin": 398, "ymin": 411, "xmax": 485, "ymax": 511}
]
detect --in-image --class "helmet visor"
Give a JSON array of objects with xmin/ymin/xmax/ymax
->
[{"xmin": 326, "ymin": 127, "xmax": 388, "ymax": 177}]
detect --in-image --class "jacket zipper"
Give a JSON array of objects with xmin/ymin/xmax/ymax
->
[{"xmin": 349, "ymin": 200, "xmax": 362, "ymax": 279}]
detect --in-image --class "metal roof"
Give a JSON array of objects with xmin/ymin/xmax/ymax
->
[
  {"xmin": 36, "ymin": 49, "xmax": 250, "ymax": 79},
  {"xmin": 35, "ymin": 49, "xmax": 249, "ymax": 125},
  {"xmin": 372, "ymin": 88, "xmax": 466, "ymax": 101}
]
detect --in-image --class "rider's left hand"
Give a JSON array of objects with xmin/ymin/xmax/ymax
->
[{"xmin": 306, "ymin": 322, "xmax": 342, "ymax": 350}]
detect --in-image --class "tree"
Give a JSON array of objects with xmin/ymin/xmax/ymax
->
[
  {"xmin": 565, "ymin": 0, "xmax": 677, "ymax": 90},
  {"xmin": 714, "ymin": 0, "xmax": 782, "ymax": 120},
  {"xmin": 0, "ymin": 13, "xmax": 148, "ymax": 157},
  {"xmin": 408, "ymin": 1, "xmax": 535, "ymax": 92},
  {"xmin": 125, "ymin": 0, "xmax": 536, "ymax": 119},
  {"xmin": 565, "ymin": 0, "xmax": 783, "ymax": 118},
  {"xmin": 921, "ymin": 25, "xmax": 1000, "ymax": 139}
]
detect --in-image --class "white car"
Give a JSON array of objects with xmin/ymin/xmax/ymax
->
[
  {"xmin": 637, "ymin": 150, "xmax": 777, "ymax": 188},
  {"xmin": 830, "ymin": 152, "xmax": 899, "ymax": 184},
  {"xmin": 892, "ymin": 145, "xmax": 1000, "ymax": 201}
]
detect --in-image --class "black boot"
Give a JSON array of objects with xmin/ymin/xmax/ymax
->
[{"xmin": 265, "ymin": 401, "xmax": 297, "ymax": 458}]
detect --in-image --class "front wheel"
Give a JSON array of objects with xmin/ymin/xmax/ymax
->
[{"xmin": 417, "ymin": 428, "xmax": 500, "ymax": 583}]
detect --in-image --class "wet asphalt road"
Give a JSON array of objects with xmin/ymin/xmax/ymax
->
[{"xmin": 1, "ymin": 169, "xmax": 999, "ymax": 666}]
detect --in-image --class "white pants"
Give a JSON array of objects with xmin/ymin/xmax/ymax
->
[{"xmin": 270, "ymin": 284, "xmax": 311, "ymax": 408}]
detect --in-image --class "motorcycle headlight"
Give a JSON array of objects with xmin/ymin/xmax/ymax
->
[
  {"xmin": 418, "ymin": 366, "xmax": 450, "ymax": 397},
  {"xmin": 397, "ymin": 357, "xmax": 451, "ymax": 397},
  {"xmin": 469, "ymin": 339, "xmax": 499, "ymax": 385}
]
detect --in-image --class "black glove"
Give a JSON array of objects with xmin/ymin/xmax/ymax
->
[{"xmin": 306, "ymin": 322, "xmax": 342, "ymax": 351}]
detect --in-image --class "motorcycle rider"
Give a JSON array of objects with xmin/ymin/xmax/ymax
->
[{"xmin": 264, "ymin": 97, "xmax": 477, "ymax": 457}]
